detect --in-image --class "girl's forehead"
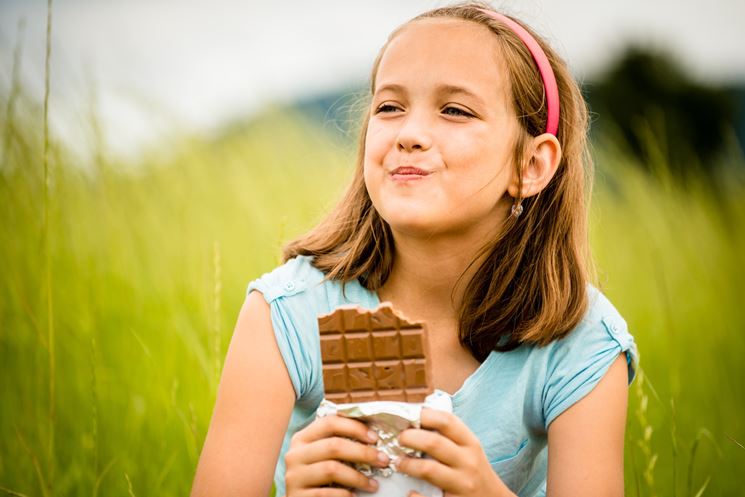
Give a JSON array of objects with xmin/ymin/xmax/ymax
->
[
  {"xmin": 374, "ymin": 18, "xmax": 509, "ymax": 100},
  {"xmin": 397, "ymin": 17, "xmax": 495, "ymax": 38}
]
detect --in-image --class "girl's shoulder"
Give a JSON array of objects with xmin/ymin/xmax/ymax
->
[
  {"xmin": 246, "ymin": 254, "xmax": 379, "ymax": 311},
  {"xmin": 536, "ymin": 284, "xmax": 640, "ymax": 428},
  {"xmin": 246, "ymin": 255, "xmax": 326, "ymax": 303},
  {"xmin": 244, "ymin": 255, "xmax": 335, "ymax": 403},
  {"xmin": 569, "ymin": 284, "xmax": 636, "ymax": 358},
  {"xmin": 547, "ymin": 285, "xmax": 638, "ymax": 376}
]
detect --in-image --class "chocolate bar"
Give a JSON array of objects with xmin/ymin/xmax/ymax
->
[{"xmin": 318, "ymin": 303, "xmax": 434, "ymax": 403}]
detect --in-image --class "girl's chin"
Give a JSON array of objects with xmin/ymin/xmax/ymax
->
[
  {"xmin": 382, "ymin": 215, "xmax": 444, "ymax": 237},
  {"xmin": 374, "ymin": 201, "xmax": 451, "ymax": 235}
]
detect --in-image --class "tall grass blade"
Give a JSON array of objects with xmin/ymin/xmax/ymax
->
[
  {"xmin": 90, "ymin": 335, "xmax": 99, "ymax": 490},
  {"xmin": 124, "ymin": 473, "xmax": 136, "ymax": 497},
  {"xmin": 0, "ymin": 487, "xmax": 30, "ymax": 497},
  {"xmin": 2, "ymin": 18, "xmax": 25, "ymax": 169},
  {"xmin": 41, "ymin": 0, "xmax": 55, "ymax": 494},
  {"xmin": 212, "ymin": 240, "xmax": 222, "ymax": 390},
  {"xmin": 725, "ymin": 434, "xmax": 745, "ymax": 451},
  {"xmin": 93, "ymin": 458, "xmax": 117, "ymax": 497},
  {"xmin": 14, "ymin": 425, "xmax": 48, "ymax": 497},
  {"xmin": 670, "ymin": 398, "xmax": 677, "ymax": 497},
  {"xmin": 692, "ymin": 476, "xmax": 711, "ymax": 497},
  {"xmin": 687, "ymin": 429, "xmax": 720, "ymax": 497}
]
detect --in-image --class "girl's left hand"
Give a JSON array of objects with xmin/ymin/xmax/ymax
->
[{"xmin": 397, "ymin": 408, "xmax": 514, "ymax": 497}]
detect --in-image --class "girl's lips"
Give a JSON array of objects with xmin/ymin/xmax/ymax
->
[
  {"xmin": 390, "ymin": 166, "xmax": 432, "ymax": 181},
  {"xmin": 392, "ymin": 166, "xmax": 430, "ymax": 175}
]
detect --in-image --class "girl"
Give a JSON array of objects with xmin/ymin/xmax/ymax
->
[{"xmin": 191, "ymin": 2, "xmax": 639, "ymax": 497}]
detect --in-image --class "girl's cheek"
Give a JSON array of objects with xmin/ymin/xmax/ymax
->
[{"xmin": 367, "ymin": 120, "xmax": 397, "ymax": 144}]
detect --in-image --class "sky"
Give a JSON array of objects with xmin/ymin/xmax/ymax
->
[{"xmin": 1, "ymin": 0, "xmax": 744, "ymax": 159}]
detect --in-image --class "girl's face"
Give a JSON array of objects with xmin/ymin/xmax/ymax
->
[{"xmin": 364, "ymin": 18, "xmax": 521, "ymax": 240}]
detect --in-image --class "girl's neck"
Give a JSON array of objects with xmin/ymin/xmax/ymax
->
[{"xmin": 377, "ymin": 228, "xmax": 496, "ymax": 324}]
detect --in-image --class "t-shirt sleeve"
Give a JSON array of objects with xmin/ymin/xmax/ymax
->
[
  {"xmin": 246, "ymin": 256, "xmax": 324, "ymax": 402},
  {"xmin": 542, "ymin": 302, "xmax": 639, "ymax": 429}
]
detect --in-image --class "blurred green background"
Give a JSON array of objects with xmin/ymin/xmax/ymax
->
[{"xmin": 2, "ymin": 2, "xmax": 745, "ymax": 497}]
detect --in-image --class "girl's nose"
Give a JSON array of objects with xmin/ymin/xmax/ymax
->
[{"xmin": 396, "ymin": 111, "xmax": 433, "ymax": 153}]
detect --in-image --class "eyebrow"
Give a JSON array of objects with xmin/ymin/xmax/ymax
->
[{"xmin": 374, "ymin": 83, "xmax": 486, "ymax": 108}]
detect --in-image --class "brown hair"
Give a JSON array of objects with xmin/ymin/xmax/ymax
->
[{"xmin": 283, "ymin": 1, "xmax": 593, "ymax": 361}]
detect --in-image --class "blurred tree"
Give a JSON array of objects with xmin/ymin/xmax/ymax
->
[{"xmin": 587, "ymin": 46, "xmax": 743, "ymax": 182}]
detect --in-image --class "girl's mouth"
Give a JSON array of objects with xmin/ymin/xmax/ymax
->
[{"xmin": 390, "ymin": 166, "xmax": 432, "ymax": 181}]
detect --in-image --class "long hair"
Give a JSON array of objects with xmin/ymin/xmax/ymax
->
[{"xmin": 283, "ymin": 1, "xmax": 593, "ymax": 362}]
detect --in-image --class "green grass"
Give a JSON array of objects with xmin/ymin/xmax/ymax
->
[
  {"xmin": 590, "ymin": 145, "xmax": 745, "ymax": 496},
  {"xmin": 1, "ymin": 88, "xmax": 744, "ymax": 496}
]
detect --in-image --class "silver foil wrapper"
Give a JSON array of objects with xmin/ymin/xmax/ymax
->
[{"xmin": 315, "ymin": 389, "xmax": 452, "ymax": 497}]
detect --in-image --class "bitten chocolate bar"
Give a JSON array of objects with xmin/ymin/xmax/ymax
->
[{"xmin": 317, "ymin": 303, "xmax": 434, "ymax": 403}]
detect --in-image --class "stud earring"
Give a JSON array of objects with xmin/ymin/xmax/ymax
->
[{"xmin": 511, "ymin": 202, "xmax": 524, "ymax": 218}]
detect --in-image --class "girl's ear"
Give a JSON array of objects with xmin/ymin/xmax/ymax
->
[{"xmin": 507, "ymin": 133, "xmax": 562, "ymax": 199}]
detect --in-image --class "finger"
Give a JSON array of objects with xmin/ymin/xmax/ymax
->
[
  {"xmin": 293, "ymin": 436, "xmax": 389, "ymax": 467},
  {"xmin": 294, "ymin": 489, "xmax": 355, "ymax": 497},
  {"xmin": 397, "ymin": 455, "xmax": 460, "ymax": 491},
  {"xmin": 419, "ymin": 408, "xmax": 477, "ymax": 447},
  {"xmin": 398, "ymin": 428, "xmax": 460, "ymax": 466},
  {"xmin": 293, "ymin": 415, "xmax": 377, "ymax": 445},
  {"xmin": 298, "ymin": 488, "xmax": 356, "ymax": 497},
  {"xmin": 298, "ymin": 460, "xmax": 379, "ymax": 493}
]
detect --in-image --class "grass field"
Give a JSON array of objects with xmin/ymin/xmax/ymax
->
[{"xmin": 1, "ymin": 94, "xmax": 744, "ymax": 497}]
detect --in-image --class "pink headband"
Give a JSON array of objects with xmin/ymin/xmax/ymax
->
[{"xmin": 476, "ymin": 9, "xmax": 560, "ymax": 136}]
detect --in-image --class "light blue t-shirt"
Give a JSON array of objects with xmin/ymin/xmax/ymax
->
[{"xmin": 247, "ymin": 255, "xmax": 639, "ymax": 497}]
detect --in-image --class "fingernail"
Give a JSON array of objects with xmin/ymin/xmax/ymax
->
[
  {"xmin": 368, "ymin": 478, "xmax": 378, "ymax": 490},
  {"xmin": 377, "ymin": 451, "xmax": 389, "ymax": 464},
  {"xmin": 367, "ymin": 430, "xmax": 378, "ymax": 442}
]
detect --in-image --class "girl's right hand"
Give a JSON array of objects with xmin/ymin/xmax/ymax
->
[{"xmin": 284, "ymin": 414, "xmax": 390, "ymax": 497}]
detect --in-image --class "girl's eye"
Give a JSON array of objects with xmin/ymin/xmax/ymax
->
[
  {"xmin": 374, "ymin": 104, "xmax": 473, "ymax": 118},
  {"xmin": 442, "ymin": 106, "xmax": 473, "ymax": 118},
  {"xmin": 376, "ymin": 104, "xmax": 401, "ymax": 114}
]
